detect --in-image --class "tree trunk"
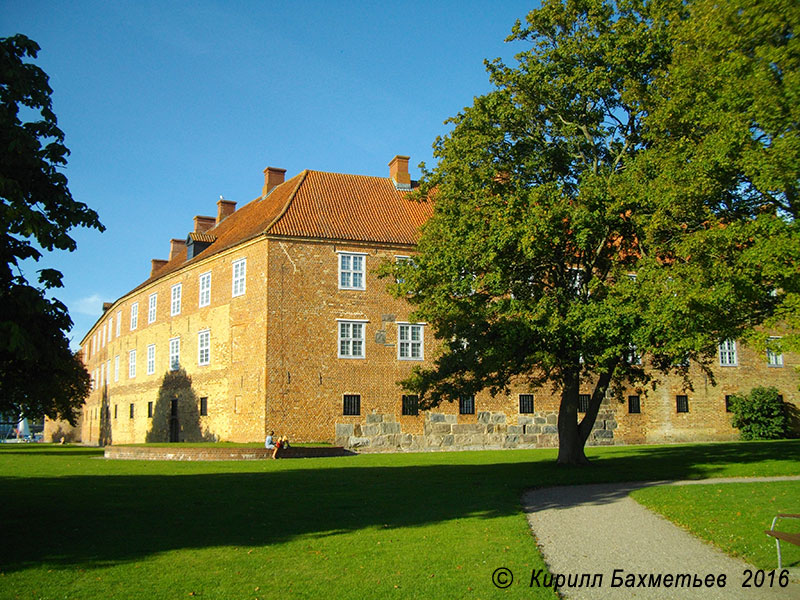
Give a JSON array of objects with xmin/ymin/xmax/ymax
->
[
  {"xmin": 556, "ymin": 369, "xmax": 589, "ymax": 465},
  {"xmin": 556, "ymin": 361, "xmax": 617, "ymax": 466}
]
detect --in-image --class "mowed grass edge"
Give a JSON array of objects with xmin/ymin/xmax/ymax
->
[{"xmin": 1, "ymin": 440, "xmax": 798, "ymax": 600}]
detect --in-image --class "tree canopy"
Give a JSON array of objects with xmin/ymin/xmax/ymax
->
[
  {"xmin": 1, "ymin": 34, "xmax": 103, "ymax": 424},
  {"xmin": 386, "ymin": 0, "xmax": 799, "ymax": 464}
]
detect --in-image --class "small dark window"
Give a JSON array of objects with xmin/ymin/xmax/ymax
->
[
  {"xmin": 114, "ymin": 404, "xmax": 118, "ymax": 419},
  {"xmin": 401, "ymin": 394, "xmax": 419, "ymax": 416},
  {"xmin": 724, "ymin": 395, "xmax": 733, "ymax": 412},
  {"xmin": 676, "ymin": 395, "xmax": 689, "ymax": 413},
  {"xmin": 519, "ymin": 394, "xmax": 535, "ymax": 414},
  {"xmin": 129, "ymin": 403, "xmax": 135, "ymax": 419},
  {"xmin": 343, "ymin": 394, "xmax": 361, "ymax": 416},
  {"xmin": 578, "ymin": 394, "xmax": 591, "ymax": 413},
  {"xmin": 200, "ymin": 397, "xmax": 208, "ymax": 416},
  {"xmin": 628, "ymin": 395, "xmax": 641, "ymax": 414},
  {"xmin": 147, "ymin": 401, "xmax": 153, "ymax": 418},
  {"xmin": 459, "ymin": 395, "xmax": 475, "ymax": 415}
]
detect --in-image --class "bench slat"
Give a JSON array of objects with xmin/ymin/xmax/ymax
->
[{"xmin": 765, "ymin": 530, "xmax": 800, "ymax": 546}]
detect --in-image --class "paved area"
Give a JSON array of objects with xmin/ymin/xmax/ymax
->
[{"xmin": 522, "ymin": 477, "xmax": 800, "ymax": 599}]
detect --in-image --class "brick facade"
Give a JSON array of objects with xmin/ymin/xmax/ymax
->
[{"xmin": 46, "ymin": 158, "xmax": 799, "ymax": 449}]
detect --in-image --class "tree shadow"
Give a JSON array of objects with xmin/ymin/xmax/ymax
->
[
  {"xmin": 0, "ymin": 440, "xmax": 797, "ymax": 573},
  {"xmin": 99, "ymin": 385, "xmax": 112, "ymax": 447},
  {"xmin": 145, "ymin": 369, "xmax": 216, "ymax": 443}
]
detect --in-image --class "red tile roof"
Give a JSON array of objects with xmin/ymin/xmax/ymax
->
[{"xmin": 127, "ymin": 168, "xmax": 433, "ymax": 295}]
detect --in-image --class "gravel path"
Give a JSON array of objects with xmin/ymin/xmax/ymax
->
[{"xmin": 522, "ymin": 476, "xmax": 800, "ymax": 599}]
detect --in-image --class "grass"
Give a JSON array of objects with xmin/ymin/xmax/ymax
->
[
  {"xmin": 631, "ymin": 481, "xmax": 800, "ymax": 570},
  {"xmin": 1, "ymin": 440, "xmax": 799, "ymax": 599}
]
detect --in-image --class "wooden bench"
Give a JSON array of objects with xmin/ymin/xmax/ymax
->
[{"xmin": 765, "ymin": 513, "xmax": 800, "ymax": 569}]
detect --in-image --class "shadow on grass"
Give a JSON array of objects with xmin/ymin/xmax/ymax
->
[{"xmin": 0, "ymin": 440, "xmax": 798, "ymax": 573}]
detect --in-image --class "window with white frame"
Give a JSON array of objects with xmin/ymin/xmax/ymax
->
[
  {"xmin": 116, "ymin": 311, "xmax": 121, "ymax": 337},
  {"xmin": 106, "ymin": 359, "xmax": 110, "ymax": 385},
  {"xmin": 395, "ymin": 255, "xmax": 413, "ymax": 284},
  {"xmin": 232, "ymin": 258, "xmax": 246, "ymax": 297},
  {"xmin": 767, "ymin": 337, "xmax": 783, "ymax": 367},
  {"xmin": 398, "ymin": 323, "xmax": 424, "ymax": 360},
  {"xmin": 114, "ymin": 355, "xmax": 119, "ymax": 382},
  {"xmin": 130, "ymin": 303, "xmax": 138, "ymax": 330},
  {"xmin": 339, "ymin": 253, "xmax": 365, "ymax": 290},
  {"xmin": 718, "ymin": 339, "xmax": 737, "ymax": 366},
  {"xmin": 199, "ymin": 272, "xmax": 211, "ymax": 307},
  {"xmin": 338, "ymin": 321, "xmax": 365, "ymax": 358},
  {"xmin": 102, "ymin": 323, "xmax": 106, "ymax": 347},
  {"xmin": 100, "ymin": 362, "xmax": 105, "ymax": 387},
  {"xmin": 129, "ymin": 349, "xmax": 136, "ymax": 378},
  {"xmin": 147, "ymin": 344, "xmax": 156, "ymax": 375},
  {"xmin": 198, "ymin": 330, "xmax": 210, "ymax": 366},
  {"xmin": 171, "ymin": 283, "xmax": 182, "ymax": 316},
  {"xmin": 148, "ymin": 293, "xmax": 157, "ymax": 323},
  {"xmin": 109, "ymin": 316, "xmax": 113, "ymax": 340},
  {"xmin": 627, "ymin": 345, "xmax": 642, "ymax": 365},
  {"xmin": 169, "ymin": 337, "xmax": 180, "ymax": 371}
]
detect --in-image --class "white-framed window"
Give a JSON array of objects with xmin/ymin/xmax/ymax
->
[
  {"xmin": 93, "ymin": 333, "xmax": 98, "ymax": 355},
  {"xmin": 169, "ymin": 337, "xmax": 180, "ymax": 371},
  {"xmin": 108, "ymin": 316, "xmax": 113, "ymax": 340},
  {"xmin": 147, "ymin": 344, "xmax": 156, "ymax": 375},
  {"xmin": 198, "ymin": 330, "xmax": 210, "ymax": 366},
  {"xmin": 100, "ymin": 362, "xmax": 105, "ymax": 387},
  {"xmin": 199, "ymin": 271, "xmax": 211, "ymax": 307},
  {"xmin": 395, "ymin": 255, "xmax": 413, "ymax": 284},
  {"xmin": 719, "ymin": 339, "xmax": 737, "ymax": 366},
  {"xmin": 627, "ymin": 345, "xmax": 642, "ymax": 365},
  {"xmin": 106, "ymin": 359, "xmax": 110, "ymax": 385},
  {"xmin": 102, "ymin": 323, "xmax": 107, "ymax": 347},
  {"xmin": 130, "ymin": 303, "xmax": 138, "ymax": 330},
  {"xmin": 398, "ymin": 323, "xmax": 424, "ymax": 360},
  {"xmin": 232, "ymin": 258, "xmax": 246, "ymax": 297},
  {"xmin": 171, "ymin": 283, "xmax": 182, "ymax": 316},
  {"xmin": 129, "ymin": 349, "xmax": 136, "ymax": 378},
  {"xmin": 767, "ymin": 337, "xmax": 783, "ymax": 367},
  {"xmin": 338, "ymin": 252, "xmax": 366, "ymax": 290},
  {"xmin": 116, "ymin": 311, "xmax": 122, "ymax": 337},
  {"xmin": 114, "ymin": 355, "xmax": 119, "ymax": 382},
  {"xmin": 338, "ymin": 320, "xmax": 366, "ymax": 358},
  {"xmin": 148, "ymin": 293, "xmax": 157, "ymax": 323}
]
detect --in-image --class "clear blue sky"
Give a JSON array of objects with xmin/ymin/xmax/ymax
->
[{"xmin": 3, "ymin": 0, "xmax": 539, "ymax": 347}]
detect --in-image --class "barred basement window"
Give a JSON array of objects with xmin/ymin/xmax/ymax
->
[
  {"xmin": 114, "ymin": 405, "xmax": 118, "ymax": 419},
  {"xmin": 519, "ymin": 394, "xmax": 535, "ymax": 414},
  {"xmin": 725, "ymin": 395, "xmax": 733, "ymax": 412},
  {"xmin": 578, "ymin": 394, "xmax": 591, "ymax": 413},
  {"xmin": 401, "ymin": 394, "xmax": 419, "ymax": 416},
  {"xmin": 628, "ymin": 395, "xmax": 641, "ymax": 414},
  {"xmin": 129, "ymin": 403, "xmax": 135, "ymax": 419},
  {"xmin": 676, "ymin": 395, "xmax": 689, "ymax": 413},
  {"xmin": 200, "ymin": 397, "xmax": 208, "ymax": 416},
  {"xmin": 459, "ymin": 395, "xmax": 475, "ymax": 415},
  {"xmin": 148, "ymin": 401, "xmax": 153, "ymax": 418},
  {"xmin": 343, "ymin": 394, "xmax": 361, "ymax": 416}
]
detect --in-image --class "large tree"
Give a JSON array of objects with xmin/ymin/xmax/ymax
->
[
  {"xmin": 387, "ymin": 0, "xmax": 799, "ymax": 464},
  {"xmin": 1, "ymin": 34, "xmax": 103, "ymax": 424}
]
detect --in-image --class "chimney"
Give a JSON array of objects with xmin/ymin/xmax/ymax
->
[
  {"xmin": 102, "ymin": 302, "xmax": 113, "ymax": 312},
  {"xmin": 217, "ymin": 196, "xmax": 237, "ymax": 224},
  {"xmin": 169, "ymin": 239, "xmax": 186, "ymax": 262},
  {"xmin": 194, "ymin": 215, "xmax": 216, "ymax": 233},
  {"xmin": 389, "ymin": 155, "xmax": 411, "ymax": 190},
  {"xmin": 151, "ymin": 259, "xmax": 168, "ymax": 277},
  {"xmin": 263, "ymin": 167, "xmax": 286, "ymax": 197}
]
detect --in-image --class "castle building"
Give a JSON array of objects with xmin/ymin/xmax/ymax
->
[{"xmin": 46, "ymin": 156, "xmax": 798, "ymax": 449}]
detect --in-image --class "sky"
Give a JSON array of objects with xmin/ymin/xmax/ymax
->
[{"xmin": 3, "ymin": 0, "xmax": 540, "ymax": 347}]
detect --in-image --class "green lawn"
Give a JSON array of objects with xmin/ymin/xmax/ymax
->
[
  {"xmin": 631, "ymin": 481, "xmax": 800, "ymax": 570},
  {"xmin": 1, "ymin": 440, "xmax": 799, "ymax": 599}
]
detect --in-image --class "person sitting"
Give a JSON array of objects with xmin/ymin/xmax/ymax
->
[
  {"xmin": 272, "ymin": 435, "xmax": 290, "ymax": 459},
  {"xmin": 264, "ymin": 431, "xmax": 276, "ymax": 450}
]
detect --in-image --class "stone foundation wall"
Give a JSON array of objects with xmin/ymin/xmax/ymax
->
[
  {"xmin": 335, "ymin": 409, "xmax": 617, "ymax": 451},
  {"xmin": 104, "ymin": 445, "xmax": 352, "ymax": 460}
]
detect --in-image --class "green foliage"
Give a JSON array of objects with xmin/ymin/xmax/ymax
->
[
  {"xmin": 384, "ymin": 0, "xmax": 800, "ymax": 464},
  {"xmin": 0, "ymin": 34, "xmax": 103, "ymax": 423},
  {"xmin": 729, "ymin": 386, "xmax": 790, "ymax": 440}
]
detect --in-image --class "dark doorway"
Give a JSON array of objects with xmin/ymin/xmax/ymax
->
[{"xmin": 169, "ymin": 398, "xmax": 180, "ymax": 442}]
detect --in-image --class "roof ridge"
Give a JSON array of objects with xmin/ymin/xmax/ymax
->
[{"xmin": 265, "ymin": 169, "xmax": 309, "ymax": 233}]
